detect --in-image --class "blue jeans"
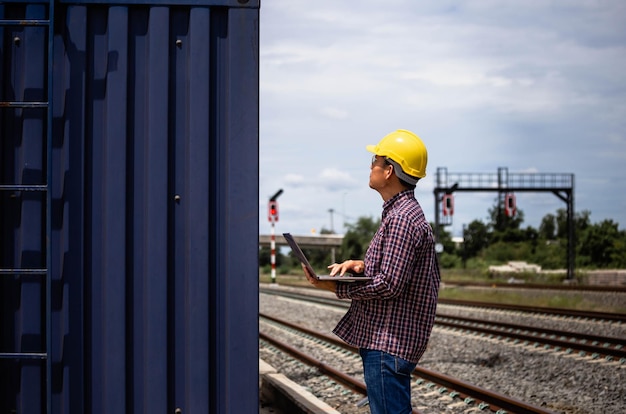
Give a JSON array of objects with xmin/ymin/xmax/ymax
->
[{"xmin": 359, "ymin": 348, "xmax": 416, "ymax": 414}]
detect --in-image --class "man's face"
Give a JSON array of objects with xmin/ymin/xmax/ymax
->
[{"xmin": 369, "ymin": 155, "xmax": 391, "ymax": 190}]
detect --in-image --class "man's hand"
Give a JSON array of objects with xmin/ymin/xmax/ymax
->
[
  {"xmin": 302, "ymin": 264, "xmax": 337, "ymax": 292},
  {"xmin": 328, "ymin": 259, "xmax": 365, "ymax": 276}
]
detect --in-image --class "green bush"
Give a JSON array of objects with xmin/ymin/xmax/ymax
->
[{"xmin": 438, "ymin": 252, "xmax": 461, "ymax": 269}]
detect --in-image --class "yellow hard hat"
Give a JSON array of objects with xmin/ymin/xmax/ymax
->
[{"xmin": 366, "ymin": 129, "xmax": 428, "ymax": 182}]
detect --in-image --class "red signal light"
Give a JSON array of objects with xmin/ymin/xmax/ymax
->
[
  {"xmin": 504, "ymin": 193, "xmax": 516, "ymax": 217},
  {"xmin": 268, "ymin": 201, "xmax": 279, "ymax": 222},
  {"xmin": 442, "ymin": 194, "xmax": 454, "ymax": 216}
]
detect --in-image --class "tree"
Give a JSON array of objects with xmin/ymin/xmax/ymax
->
[
  {"xmin": 577, "ymin": 219, "xmax": 626, "ymax": 268},
  {"xmin": 304, "ymin": 227, "xmax": 336, "ymax": 267},
  {"xmin": 488, "ymin": 196, "xmax": 524, "ymax": 234},
  {"xmin": 259, "ymin": 246, "xmax": 285, "ymax": 267},
  {"xmin": 463, "ymin": 220, "xmax": 490, "ymax": 258},
  {"xmin": 539, "ymin": 213, "xmax": 557, "ymax": 240},
  {"xmin": 435, "ymin": 225, "xmax": 456, "ymax": 254},
  {"xmin": 331, "ymin": 209, "xmax": 625, "ymax": 271},
  {"xmin": 434, "ymin": 225, "xmax": 461, "ymax": 269},
  {"xmin": 555, "ymin": 208, "xmax": 590, "ymax": 239},
  {"xmin": 340, "ymin": 216, "xmax": 380, "ymax": 261},
  {"xmin": 486, "ymin": 196, "xmax": 528, "ymax": 243}
]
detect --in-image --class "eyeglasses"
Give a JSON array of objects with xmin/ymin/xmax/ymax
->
[{"xmin": 371, "ymin": 155, "xmax": 390, "ymax": 166}]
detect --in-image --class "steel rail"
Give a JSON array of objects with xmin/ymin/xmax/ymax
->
[
  {"xmin": 442, "ymin": 281, "xmax": 626, "ymax": 293},
  {"xmin": 260, "ymin": 332, "xmax": 421, "ymax": 414},
  {"xmin": 260, "ymin": 288, "xmax": 626, "ymax": 360},
  {"xmin": 260, "ymin": 331, "xmax": 367, "ymax": 395},
  {"xmin": 437, "ymin": 298, "xmax": 626, "ymax": 322},
  {"xmin": 260, "ymin": 286, "xmax": 626, "ymax": 322},
  {"xmin": 438, "ymin": 314, "xmax": 624, "ymax": 345},
  {"xmin": 436, "ymin": 318, "xmax": 626, "ymax": 360},
  {"xmin": 261, "ymin": 313, "xmax": 556, "ymax": 414}
]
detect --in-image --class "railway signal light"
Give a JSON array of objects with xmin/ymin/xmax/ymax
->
[
  {"xmin": 442, "ymin": 194, "xmax": 454, "ymax": 216},
  {"xmin": 268, "ymin": 200, "xmax": 279, "ymax": 222},
  {"xmin": 504, "ymin": 193, "xmax": 516, "ymax": 217}
]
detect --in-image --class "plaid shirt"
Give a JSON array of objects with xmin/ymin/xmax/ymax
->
[{"xmin": 334, "ymin": 190, "xmax": 440, "ymax": 363}]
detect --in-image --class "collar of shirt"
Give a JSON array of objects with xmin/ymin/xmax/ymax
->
[{"xmin": 382, "ymin": 189, "xmax": 415, "ymax": 218}]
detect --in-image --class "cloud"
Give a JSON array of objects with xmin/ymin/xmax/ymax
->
[
  {"xmin": 318, "ymin": 168, "xmax": 359, "ymax": 191},
  {"xmin": 319, "ymin": 107, "xmax": 349, "ymax": 120},
  {"xmin": 284, "ymin": 174, "xmax": 305, "ymax": 185},
  {"xmin": 260, "ymin": 0, "xmax": 626, "ymax": 236},
  {"xmin": 282, "ymin": 168, "xmax": 359, "ymax": 192}
]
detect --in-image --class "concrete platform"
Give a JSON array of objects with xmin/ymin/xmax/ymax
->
[{"xmin": 259, "ymin": 359, "xmax": 341, "ymax": 414}]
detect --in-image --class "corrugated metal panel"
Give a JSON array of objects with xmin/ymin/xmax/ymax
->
[{"xmin": 1, "ymin": 1, "xmax": 259, "ymax": 413}]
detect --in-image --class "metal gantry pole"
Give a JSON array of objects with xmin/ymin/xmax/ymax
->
[{"xmin": 434, "ymin": 168, "xmax": 576, "ymax": 280}]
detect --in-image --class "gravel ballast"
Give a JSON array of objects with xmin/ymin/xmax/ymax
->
[{"xmin": 260, "ymin": 285, "xmax": 626, "ymax": 414}]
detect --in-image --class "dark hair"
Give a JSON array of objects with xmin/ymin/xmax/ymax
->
[
  {"xmin": 399, "ymin": 179, "xmax": 417, "ymax": 190},
  {"xmin": 384, "ymin": 158, "xmax": 417, "ymax": 189}
]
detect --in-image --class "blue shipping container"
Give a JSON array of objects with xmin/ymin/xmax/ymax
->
[{"xmin": 0, "ymin": 0, "xmax": 260, "ymax": 413}]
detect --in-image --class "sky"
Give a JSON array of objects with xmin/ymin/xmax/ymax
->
[{"xmin": 259, "ymin": 0, "xmax": 626, "ymax": 239}]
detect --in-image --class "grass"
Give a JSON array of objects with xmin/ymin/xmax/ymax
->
[
  {"xmin": 260, "ymin": 268, "xmax": 626, "ymax": 314},
  {"xmin": 260, "ymin": 273, "xmax": 309, "ymax": 286},
  {"xmin": 438, "ymin": 287, "xmax": 626, "ymax": 313}
]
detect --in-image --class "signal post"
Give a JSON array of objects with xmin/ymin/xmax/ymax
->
[{"xmin": 268, "ymin": 189, "xmax": 283, "ymax": 283}]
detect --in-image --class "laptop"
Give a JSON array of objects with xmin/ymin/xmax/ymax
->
[{"xmin": 282, "ymin": 233, "xmax": 372, "ymax": 282}]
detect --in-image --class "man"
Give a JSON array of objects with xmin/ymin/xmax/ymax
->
[{"xmin": 303, "ymin": 129, "xmax": 440, "ymax": 414}]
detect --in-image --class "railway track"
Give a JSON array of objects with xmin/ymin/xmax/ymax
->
[
  {"xmin": 260, "ymin": 284, "xmax": 626, "ymax": 413},
  {"xmin": 261, "ymin": 283, "xmax": 626, "ymax": 322},
  {"xmin": 260, "ymin": 313, "xmax": 557, "ymax": 414},
  {"xmin": 441, "ymin": 281, "xmax": 626, "ymax": 293},
  {"xmin": 436, "ymin": 298, "xmax": 626, "ymax": 323},
  {"xmin": 259, "ymin": 286, "xmax": 626, "ymax": 362},
  {"xmin": 435, "ymin": 314, "xmax": 626, "ymax": 361}
]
